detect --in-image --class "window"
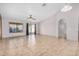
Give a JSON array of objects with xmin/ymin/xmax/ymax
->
[{"xmin": 9, "ymin": 22, "xmax": 23, "ymax": 33}]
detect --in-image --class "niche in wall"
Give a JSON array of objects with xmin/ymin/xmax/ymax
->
[
  {"xmin": 58, "ymin": 19, "xmax": 67, "ymax": 39},
  {"xmin": 9, "ymin": 22, "xmax": 23, "ymax": 33}
]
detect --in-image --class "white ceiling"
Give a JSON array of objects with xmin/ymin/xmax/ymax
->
[{"xmin": 0, "ymin": 3, "xmax": 66, "ymax": 22}]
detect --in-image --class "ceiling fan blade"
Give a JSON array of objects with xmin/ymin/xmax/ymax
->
[{"xmin": 27, "ymin": 15, "xmax": 36, "ymax": 20}]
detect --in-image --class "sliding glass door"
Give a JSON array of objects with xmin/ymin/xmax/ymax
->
[
  {"xmin": 26, "ymin": 23, "xmax": 36, "ymax": 35},
  {"xmin": 29, "ymin": 24, "xmax": 35, "ymax": 34}
]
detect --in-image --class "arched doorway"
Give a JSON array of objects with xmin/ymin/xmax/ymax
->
[{"xmin": 58, "ymin": 19, "xmax": 67, "ymax": 39}]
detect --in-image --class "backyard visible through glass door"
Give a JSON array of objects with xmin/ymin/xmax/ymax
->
[{"xmin": 29, "ymin": 24, "xmax": 35, "ymax": 35}]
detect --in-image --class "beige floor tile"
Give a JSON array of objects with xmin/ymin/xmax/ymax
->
[{"xmin": 0, "ymin": 35, "xmax": 78, "ymax": 56}]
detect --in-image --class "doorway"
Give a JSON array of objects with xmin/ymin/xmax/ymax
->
[
  {"xmin": 26, "ymin": 23, "xmax": 36, "ymax": 35},
  {"xmin": 58, "ymin": 19, "xmax": 67, "ymax": 39},
  {"xmin": 0, "ymin": 15, "xmax": 2, "ymax": 40}
]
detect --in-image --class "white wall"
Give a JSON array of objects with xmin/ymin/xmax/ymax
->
[
  {"xmin": 40, "ymin": 4, "xmax": 79, "ymax": 41},
  {"xmin": 40, "ymin": 15, "xmax": 57, "ymax": 37},
  {"xmin": 36, "ymin": 23, "xmax": 40, "ymax": 34}
]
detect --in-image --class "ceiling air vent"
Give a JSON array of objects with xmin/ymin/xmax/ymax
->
[{"xmin": 42, "ymin": 3, "xmax": 46, "ymax": 7}]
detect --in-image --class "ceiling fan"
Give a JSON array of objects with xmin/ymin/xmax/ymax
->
[
  {"xmin": 27, "ymin": 15, "xmax": 36, "ymax": 20},
  {"xmin": 27, "ymin": 15, "xmax": 36, "ymax": 23}
]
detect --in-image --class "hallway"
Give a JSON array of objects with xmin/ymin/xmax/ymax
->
[{"xmin": 0, "ymin": 35, "xmax": 79, "ymax": 56}]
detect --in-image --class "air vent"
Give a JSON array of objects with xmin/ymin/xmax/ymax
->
[{"xmin": 42, "ymin": 3, "xmax": 46, "ymax": 7}]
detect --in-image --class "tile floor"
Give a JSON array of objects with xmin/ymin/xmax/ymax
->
[{"xmin": 0, "ymin": 35, "xmax": 79, "ymax": 56}]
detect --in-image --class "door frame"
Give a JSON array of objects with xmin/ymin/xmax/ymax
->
[
  {"xmin": 26, "ymin": 23, "xmax": 36, "ymax": 35},
  {"xmin": 0, "ymin": 15, "xmax": 2, "ymax": 39}
]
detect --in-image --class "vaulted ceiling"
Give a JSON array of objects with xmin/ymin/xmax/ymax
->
[{"xmin": 0, "ymin": 3, "xmax": 72, "ymax": 22}]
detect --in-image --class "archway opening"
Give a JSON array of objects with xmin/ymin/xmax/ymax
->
[{"xmin": 58, "ymin": 19, "xmax": 67, "ymax": 39}]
